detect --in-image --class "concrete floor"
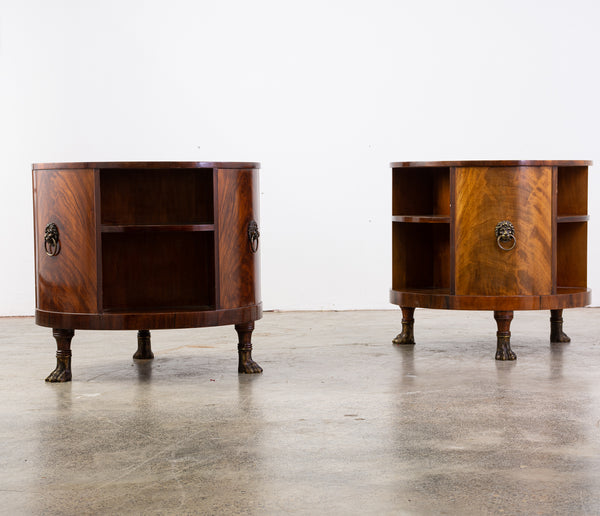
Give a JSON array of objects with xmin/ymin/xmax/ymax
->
[{"xmin": 2, "ymin": 309, "xmax": 600, "ymax": 515}]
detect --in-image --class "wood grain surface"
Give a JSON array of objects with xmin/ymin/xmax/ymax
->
[
  {"xmin": 389, "ymin": 287, "xmax": 591, "ymax": 311},
  {"xmin": 34, "ymin": 169, "xmax": 99, "ymax": 313},
  {"xmin": 454, "ymin": 166, "xmax": 553, "ymax": 296},
  {"xmin": 217, "ymin": 168, "xmax": 261, "ymax": 309}
]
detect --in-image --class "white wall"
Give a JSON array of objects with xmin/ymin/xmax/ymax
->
[{"xmin": 1, "ymin": 0, "xmax": 599, "ymax": 314}]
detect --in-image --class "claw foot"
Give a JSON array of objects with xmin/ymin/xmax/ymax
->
[
  {"xmin": 495, "ymin": 337, "xmax": 517, "ymax": 361},
  {"xmin": 394, "ymin": 307, "xmax": 415, "ymax": 345},
  {"xmin": 550, "ymin": 310, "xmax": 570, "ymax": 343},
  {"xmin": 46, "ymin": 356, "xmax": 72, "ymax": 382},
  {"xmin": 393, "ymin": 330, "xmax": 415, "ymax": 345},
  {"xmin": 238, "ymin": 351, "xmax": 263, "ymax": 374},
  {"xmin": 133, "ymin": 330, "xmax": 154, "ymax": 359},
  {"xmin": 550, "ymin": 329, "xmax": 571, "ymax": 343}
]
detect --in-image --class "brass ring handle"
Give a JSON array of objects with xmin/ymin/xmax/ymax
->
[
  {"xmin": 248, "ymin": 220, "xmax": 259, "ymax": 253},
  {"xmin": 495, "ymin": 220, "xmax": 516, "ymax": 251},
  {"xmin": 44, "ymin": 222, "xmax": 61, "ymax": 257},
  {"xmin": 497, "ymin": 234, "xmax": 516, "ymax": 251}
]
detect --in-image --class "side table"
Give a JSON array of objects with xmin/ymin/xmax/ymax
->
[
  {"xmin": 33, "ymin": 161, "xmax": 263, "ymax": 381},
  {"xmin": 390, "ymin": 160, "xmax": 592, "ymax": 359}
]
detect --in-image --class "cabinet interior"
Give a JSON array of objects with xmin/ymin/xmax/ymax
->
[
  {"xmin": 556, "ymin": 166, "xmax": 588, "ymax": 288},
  {"xmin": 393, "ymin": 222, "xmax": 450, "ymax": 291},
  {"xmin": 557, "ymin": 166, "xmax": 588, "ymax": 217},
  {"xmin": 100, "ymin": 169, "xmax": 214, "ymax": 225},
  {"xmin": 557, "ymin": 222, "xmax": 587, "ymax": 289},
  {"xmin": 392, "ymin": 167, "xmax": 450, "ymax": 216},
  {"xmin": 102, "ymin": 232, "xmax": 216, "ymax": 312}
]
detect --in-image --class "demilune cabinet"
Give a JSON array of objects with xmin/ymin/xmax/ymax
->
[
  {"xmin": 390, "ymin": 160, "xmax": 592, "ymax": 360},
  {"xmin": 33, "ymin": 162, "xmax": 263, "ymax": 381}
]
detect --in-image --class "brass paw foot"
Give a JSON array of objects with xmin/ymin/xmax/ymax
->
[
  {"xmin": 45, "ymin": 356, "xmax": 72, "ymax": 382},
  {"xmin": 393, "ymin": 330, "xmax": 415, "ymax": 345},
  {"xmin": 133, "ymin": 330, "xmax": 154, "ymax": 359},
  {"xmin": 495, "ymin": 337, "xmax": 517, "ymax": 361},
  {"xmin": 238, "ymin": 351, "xmax": 263, "ymax": 374},
  {"xmin": 550, "ymin": 311, "xmax": 570, "ymax": 343},
  {"xmin": 394, "ymin": 307, "xmax": 415, "ymax": 345},
  {"xmin": 550, "ymin": 329, "xmax": 571, "ymax": 343}
]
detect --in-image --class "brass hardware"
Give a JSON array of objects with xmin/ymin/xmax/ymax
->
[
  {"xmin": 495, "ymin": 220, "xmax": 516, "ymax": 251},
  {"xmin": 248, "ymin": 220, "xmax": 259, "ymax": 253},
  {"xmin": 44, "ymin": 222, "xmax": 61, "ymax": 256}
]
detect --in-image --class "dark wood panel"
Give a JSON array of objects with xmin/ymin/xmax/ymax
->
[
  {"xmin": 36, "ymin": 303, "xmax": 262, "ymax": 330},
  {"xmin": 217, "ymin": 168, "xmax": 260, "ymax": 309},
  {"xmin": 392, "ymin": 160, "xmax": 592, "ymax": 168},
  {"xmin": 102, "ymin": 232, "xmax": 215, "ymax": 311},
  {"xmin": 100, "ymin": 169, "xmax": 214, "ymax": 225},
  {"xmin": 34, "ymin": 169, "xmax": 98, "ymax": 313},
  {"xmin": 390, "ymin": 288, "xmax": 591, "ymax": 311},
  {"xmin": 455, "ymin": 167, "xmax": 552, "ymax": 296}
]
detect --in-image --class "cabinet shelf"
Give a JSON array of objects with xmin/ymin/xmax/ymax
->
[
  {"xmin": 392, "ymin": 215, "xmax": 450, "ymax": 223},
  {"xmin": 557, "ymin": 215, "xmax": 589, "ymax": 223},
  {"xmin": 102, "ymin": 305, "xmax": 215, "ymax": 314},
  {"xmin": 101, "ymin": 224, "xmax": 215, "ymax": 233}
]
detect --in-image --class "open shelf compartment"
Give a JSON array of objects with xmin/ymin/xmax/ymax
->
[
  {"xmin": 557, "ymin": 221, "xmax": 587, "ymax": 289},
  {"xmin": 557, "ymin": 166, "xmax": 588, "ymax": 218},
  {"xmin": 392, "ymin": 222, "xmax": 450, "ymax": 291},
  {"xmin": 100, "ymin": 168, "xmax": 214, "ymax": 225},
  {"xmin": 392, "ymin": 167, "xmax": 450, "ymax": 217},
  {"xmin": 101, "ymin": 232, "xmax": 216, "ymax": 312}
]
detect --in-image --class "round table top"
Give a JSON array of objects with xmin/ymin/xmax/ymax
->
[
  {"xmin": 32, "ymin": 161, "xmax": 260, "ymax": 170},
  {"xmin": 390, "ymin": 160, "xmax": 592, "ymax": 168}
]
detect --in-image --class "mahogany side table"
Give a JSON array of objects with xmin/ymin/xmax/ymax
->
[
  {"xmin": 33, "ymin": 161, "xmax": 263, "ymax": 381},
  {"xmin": 390, "ymin": 160, "xmax": 592, "ymax": 359}
]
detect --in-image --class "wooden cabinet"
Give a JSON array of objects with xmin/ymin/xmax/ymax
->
[
  {"xmin": 390, "ymin": 160, "xmax": 592, "ymax": 359},
  {"xmin": 33, "ymin": 162, "xmax": 263, "ymax": 381}
]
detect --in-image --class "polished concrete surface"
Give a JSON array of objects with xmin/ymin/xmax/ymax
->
[{"xmin": 2, "ymin": 309, "xmax": 600, "ymax": 515}]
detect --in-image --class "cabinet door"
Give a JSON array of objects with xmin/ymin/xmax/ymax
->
[
  {"xmin": 216, "ymin": 168, "xmax": 261, "ymax": 309},
  {"xmin": 454, "ymin": 166, "xmax": 552, "ymax": 296},
  {"xmin": 33, "ymin": 169, "xmax": 99, "ymax": 313}
]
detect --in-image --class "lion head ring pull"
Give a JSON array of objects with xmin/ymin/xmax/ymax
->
[
  {"xmin": 248, "ymin": 220, "xmax": 259, "ymax": 253},
  {"xmin": 495, "ymin": 220, "xmax": 516, "ymax": 251},
  {"xmin": 44, "ymin": 222, "xmax": 61, "ymax": 257}
]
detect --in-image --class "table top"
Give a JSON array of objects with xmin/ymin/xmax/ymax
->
[
  {"xmin": 32, "ymin": 161, "xmax": 260, "ymax": 170},
  {"xmin": 391, "ymin": 160, "xmax": 592, "ymax": 168}
]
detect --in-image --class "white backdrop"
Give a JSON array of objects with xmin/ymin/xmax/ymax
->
[{"xmin": 1, "ymin": 0, "xmax": 599, "ymax": 315}]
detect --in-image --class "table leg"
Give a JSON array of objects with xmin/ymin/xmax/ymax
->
[
  {"xmin": 494, "ymin": 311, "xmax": 516, "ymax": 360},
  {"xmin": 236, "ymin": 322, "xmax": 262, "ymax": 373},
  {"xmin": 46, "ymin": 329, "xmax": 74, "ymax": 382},
  {"xmin": 550, "ymin": 309, "xmax": 571, "ymax": 343},
  {"xmin": 393, "ymin": 307, "xmax": 415, "ymax": 345}
]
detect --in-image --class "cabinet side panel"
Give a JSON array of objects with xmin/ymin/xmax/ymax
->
[
  {"xmin": 217, "ymin": 168, "xmax": 260, "ymax": 309},
  {"xmin": 34, "ymin": 169, "xmax": 98, "ymax": 313},
  {"xmin": 455, "ymin": 166, "xmax": 552, "ymax": 296}
]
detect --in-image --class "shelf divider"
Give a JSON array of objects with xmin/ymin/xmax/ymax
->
[
  {"xmin": 556, "ymin": 215, "xmax": 589, "ymax": 223},
  {"xmin": 392, "ymin": 215, "xmax": 451, "ymax": 223},
  {"xmin": 101, "ymin": 224, "xmax": 215, "ymax": 233}
]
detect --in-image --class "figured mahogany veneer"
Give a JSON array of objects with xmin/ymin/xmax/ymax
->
[
  {"xmin": 33, "ymin": 161, "xmax": 263, "ymax": 381},
  {"xmin": 390, "ymin": 160, "xmax": 592, "ymax": 359}
]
